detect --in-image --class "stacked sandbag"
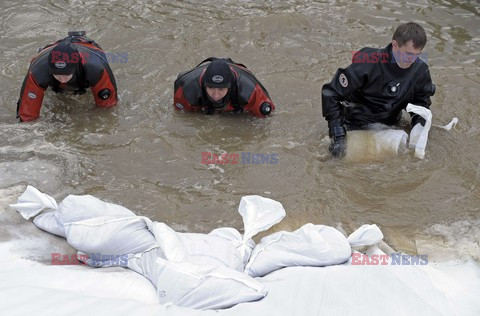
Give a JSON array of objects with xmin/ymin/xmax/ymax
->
[
  {"xmin": 12, "ymin": 187, "xmax": 388, "ymax": 310},
  {"xmin": 127, "ymin": 247, "xmax": 267, "ymax": 310},
  {"xmin": 10, "ymin": 187, "xmax": 284, "ymax": 309},
  {"xmin": 245, "ymin": 223, "xmax": 352, "ymax": 277},
  {"xmin": 145, "ymin": 195, "xmax": 286, "ymax": 272}
]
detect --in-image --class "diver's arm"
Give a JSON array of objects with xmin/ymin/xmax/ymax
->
[
  {"xmin": 409, "ymin": 67, "xmax": 435, "ymax": 126},
  {"xmin": 244, "ymin": 84, "xmax": 275, "ymax": 117},
  {"xmin": 17, "ymin": 71, "xmax": 46, "ymax": 122}
]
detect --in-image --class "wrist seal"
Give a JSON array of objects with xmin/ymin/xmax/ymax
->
[{"xmin": 329, "ymin": 125, "xmax": 346, "ymax": 138}]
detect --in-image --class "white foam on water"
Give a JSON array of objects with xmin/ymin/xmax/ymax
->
[
  {"xmin": 0, "ymin": 160, "xmax": 62, "ymax": 192},
  {"xmin": 415, "ymin": 219, "xmax": 480, "ymax": 262}
]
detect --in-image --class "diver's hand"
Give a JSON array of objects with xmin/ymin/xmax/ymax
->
[
  {"xmin": 52, "ymin": 87, "xmax": 64, "ymax": 94},
  {"xmin": 411, "ymin": 114, "xmax": 426, "ymax": 127},
  {"xmin": 329, "ymin": 136, "xmax": 346, "ymax": 158}
]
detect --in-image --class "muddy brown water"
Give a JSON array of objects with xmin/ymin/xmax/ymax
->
[{"xmin": 0, "ymin": 0, "xmax": 479, "ymax": 260}]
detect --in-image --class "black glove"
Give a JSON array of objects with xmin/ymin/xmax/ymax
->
[
  {"xmin": 232, "ymin": 107, "xmax": 243, "ymax": 113},
  {"xmin": 74, "ymin": 87, "xmax": 87, "ymax": 96},
  {"xmin": 329, "ymin": 136, "xmax": 346, "ymax": 158},
  {"xmin": 206, "ymin": 105, "xmax": 214, "ymax": 115},
  {"xmin": 411, "ymin": 114, "xmax": 426, "ymax": 127},
  {"xmin": 328, "ymin": 124, "xmax": 347, "ymax": 158},
  {"xmin": 52, "ymin": 86, "xmax": 64, "ymax": 94}
]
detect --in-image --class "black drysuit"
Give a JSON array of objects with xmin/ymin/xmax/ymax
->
[{"xmin": 322, "ymin": 43, "xmax": 435, "ymax": 138}]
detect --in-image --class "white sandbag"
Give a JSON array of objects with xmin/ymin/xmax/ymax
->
[
  {"xmin": 33, "ymin": 211, "xmax": 66, "ymax": 237},
  {"xmin": 239, "ymin": 195, "xmax": 286, "ymax": 241},
  {"xmin": 16, "ymin": 186, "xmax": 371, "ymax": 310},
  {"xmin": 57, "ymin": 194, "xmax": 136, "ymax": 223},
  {"xmin": 208, "ymin": 227, "xmax": 245, "ymax": 245},
  {"xmin": 238, "ymin": 195, "xmax": 286, "ymax": 266},
  {"xmin": 148, "ymin": 222, "xmax": 245, "ymax": 271},
  {"xmin": 10, "ymin": 187, "xmax": 138, "ymax": 236},
  {"xmin": 407, "ymin": 103, "xmax": 433, "ymax": 159},
  {"xmin": 33, "ymin": 194, "xmax": 140, "ymax": 240},
  {"xmin": 10, "ymin": 185, "xmax": 58, "ymax": 220},
  {"xmin": 209, "ymin": 227, "xmax": 256, "ymax": 271},
  {"xmin": 64, "ymin": 216, "xmax": 157, "ymax": 259},
  {"xmin": 245, "ymin": 224, "xmax": 351, "ymax": 277},
  {"xmin": 345, "ymin": 129, "xmax": 408, "ymax": 162},
  {"xmin": 144, "ymin": 195, "xmax": 284, "ymax": 272},
  {"xmin": 347, "ymin": 224, "xmax": 384, "ymax": 247},
  {"xmin": 127, "ymin": 247, "xmax": 267, "ymax": 310}
]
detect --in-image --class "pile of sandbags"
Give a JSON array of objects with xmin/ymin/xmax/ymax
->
[{"xmin": 11, "ymin": 186, "xmax": 379, "ymax": 310}]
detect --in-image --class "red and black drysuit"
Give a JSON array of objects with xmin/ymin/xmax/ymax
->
[
  {"xmin": 173, "ymin": 58, "xmax": 275, "ymax": 117},
  {"xmin": 17, "ymin": 36, "xmax": 117, "ymax": 122}
]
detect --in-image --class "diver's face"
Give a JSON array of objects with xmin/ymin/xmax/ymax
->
[
  {"xmin": 53, "ymin": 74, "xmax": 73, "ymax": 83},
  {"xmin": 206, "ymin": 87, "xmax": 229, "ymax": 102},
  {"xmin": 392, "ymin": 40, "xmax": 423, "ymax": 69}
]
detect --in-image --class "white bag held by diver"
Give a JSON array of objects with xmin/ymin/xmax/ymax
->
[
  {"xmin": 343, "ymin": 104, "xmax": 458, "ymax": 160},
  {"xmin": 408, "ymin": 103, "xmax": 459, "ymax": 159},
  {"xmin": 345, "ymin": 129, "xmax": 408, "ymax": 161},
  {"xmin": 407, "ymin": 103, "xmax": 433, "ymax": 159}
]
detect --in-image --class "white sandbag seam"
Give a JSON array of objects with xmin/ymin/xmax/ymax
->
[
  {"xmin": 244, "ymin": 233, "xmax": 285, "ymax": 272},
  {"xmin": 205, "ymin": 272, "xmax": 265, "ymax": 292},
  {"xmin": 63, "ymin": 216, "xmax": 143, "ymax": 227}
]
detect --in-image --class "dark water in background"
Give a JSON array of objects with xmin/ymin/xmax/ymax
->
[{"xmin": 0, "ymin": 0, "xmax": 479, "ymax": 259}]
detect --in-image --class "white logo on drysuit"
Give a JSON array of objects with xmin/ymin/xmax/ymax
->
[
  {"xmin": 175, "ymin": 103, "xmax": 184, "ymax": 109},
  {"xmin": 55, "ymin": 61, "xmax": 67, "ymax": 69},
  {"xmin": 391, "ymin": 83, "xmax": 400, "ymax": 93},
  {"xmin": 27, "ymin": 92, "xmax": 37, "ymax": 99},
  {"xmin": 339, "ymin": 73, "xmax": 348, "ymax": 88},
  {"xmin": 212, "ymin": 75, "xmax": 224, "ymax": 83}
]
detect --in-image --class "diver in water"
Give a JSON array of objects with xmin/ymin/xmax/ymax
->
[
  {"xmin": 17, "ymin": 31, "xmax": 118, "ymax": 122},
  {"xmin": 173, "ymin": 57, "xmax": 275, "ymax": 117},
  {"xmin": 321, "ymin": 22, "xmax": 436, "ymax": 158}
]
